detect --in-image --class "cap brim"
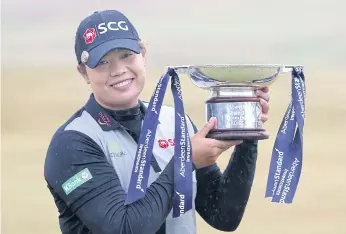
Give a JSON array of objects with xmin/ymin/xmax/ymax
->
[{"xmin": 86, "ymin": 39, "xmax": 141, "ymax": 68}]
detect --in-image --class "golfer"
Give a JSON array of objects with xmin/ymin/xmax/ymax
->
[{"xmin": 44, "ymin": 9, "xmax": 270, "ymax": 234}]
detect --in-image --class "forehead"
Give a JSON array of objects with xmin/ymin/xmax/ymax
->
[{"xmin": 102, "ymin": 48, "xmax": 132, "ymax": 58}]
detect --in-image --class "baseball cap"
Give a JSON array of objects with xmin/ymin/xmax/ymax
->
[{"xmin": 75, "ymin": 10, "xmax": 141, "ymax": 68}]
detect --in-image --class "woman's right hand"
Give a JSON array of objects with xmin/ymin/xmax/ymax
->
[{"xmin": 191, "ymin": 117, "xmax": 243, "ymax": 169}]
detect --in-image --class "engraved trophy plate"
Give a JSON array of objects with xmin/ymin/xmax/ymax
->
[
  {"xmin": 206, "ymin": 102, "xmax": 262, "ymax": 129},
  {"xmin": 170, "ymin": 64, "xmax": 297, "ymax": 140}
]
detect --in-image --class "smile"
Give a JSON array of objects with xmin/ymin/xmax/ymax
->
[{"xmin": 111, "ymin": 78, "xmax": 134, "ymax": 88}]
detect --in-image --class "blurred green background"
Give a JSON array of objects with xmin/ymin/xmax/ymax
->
[{"xmin": 2, "ymin": 0, "xmax": 345, "ymax": 233}]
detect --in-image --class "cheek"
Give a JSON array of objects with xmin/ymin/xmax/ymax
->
[
  {"xmin": 135, "ymin": 71, "xmax": 146, "ymax": 91},
  {"xmin": 133, "ymin": 60, "xmax": 146, "ymax": 83},
  {"xmin": 136, "ymin": 68, "xmax": 146, "ymax": 83},
  {"xmin": 88, "ymin": 73, "xmax": 108, "ymax": 90}
]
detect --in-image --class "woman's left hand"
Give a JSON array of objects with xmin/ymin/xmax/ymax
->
[{"xmin": 255, "ymin": 86, "xmax": 270, "ymax": 123}]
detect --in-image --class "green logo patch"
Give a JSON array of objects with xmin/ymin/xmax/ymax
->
[
  {"xmin": 62, "ymin": 168, "xmax": 93, "ymax": 195},
  {"xmin": 108, "ymin": 140, "xmax": 127, "ymax": 158}
]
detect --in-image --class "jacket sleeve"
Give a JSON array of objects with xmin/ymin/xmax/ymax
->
[
  {"xmin": 44, "ymin": 130, "xmax": 175, "ymax": 234},
  {"xmin": 194, "ymin": 140, "xmax": 258, "ymax": 231},
  {"xmin": 185, "ymin": 114, "xmax": 258, "ymax": 231}
]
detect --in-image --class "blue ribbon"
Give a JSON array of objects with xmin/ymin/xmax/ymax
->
[
  {"xmin": 265, "ymin": 67, "xmax": 306, "ymax": 203},
  {"xmin": 125, "ymin": 68, "xmax": 193, "ymax": 218}
]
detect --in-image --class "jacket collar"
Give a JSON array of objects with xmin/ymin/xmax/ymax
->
[{"xmin": 84, "ymin": 94, "xmax": 151, "ymax": 131}]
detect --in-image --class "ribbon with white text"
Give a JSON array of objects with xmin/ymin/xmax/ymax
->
[
  {"xmin": 125, "ymin": 68, "xmax": 193, "ymax": 218},
  {"xmin": 265, "ymin": 67, "xmax": 306, "ymax": 203}
]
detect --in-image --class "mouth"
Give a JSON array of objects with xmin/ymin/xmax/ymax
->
[{"xmin": 110, "ymin": 78, "xmax": 134, "ymax": 89}]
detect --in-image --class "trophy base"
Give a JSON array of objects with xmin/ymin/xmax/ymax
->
[{"xmin": 206, "ymin": 129, "xmax": 270, "ymax": 141}]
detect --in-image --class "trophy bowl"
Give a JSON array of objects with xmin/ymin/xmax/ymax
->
[{"xmin": 170, "ymin": 64, "xmax": 296, "ymax": 141}]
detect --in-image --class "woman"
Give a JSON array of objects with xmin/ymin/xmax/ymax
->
[{"xmin": 44, "ymin": 9, "xmax": 270, "ymax": 234}]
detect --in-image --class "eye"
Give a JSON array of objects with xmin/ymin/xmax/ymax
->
[
  {"xmin": 98, "ymin": 60, "xmax": 109, "ymax": 66},
  {"xmin": 120, "ymin": 51, "xmax": 134, "ymax": 59}
]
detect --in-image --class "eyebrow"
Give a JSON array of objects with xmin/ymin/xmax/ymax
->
[
  {"xmin": 115, "ymin": 48, "xmax": 131, "ymax": 53},
  {"xmin": 104, "ymin": 48, "xmax": 133, "ymax": 58}
]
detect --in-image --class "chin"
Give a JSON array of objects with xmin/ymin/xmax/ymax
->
[{"xmin": 109, "ymin": 93, "xmax": 140, "ymax": 109}]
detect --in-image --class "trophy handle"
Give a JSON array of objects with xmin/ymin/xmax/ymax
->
[{"xmin": 281, "ymin": 65, "xmax": 303, "ymax": 73}]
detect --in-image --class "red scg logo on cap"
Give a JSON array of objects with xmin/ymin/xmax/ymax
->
[{"xmin": 83, "ymin": 28, "xmax": 96, "ymax": 44}]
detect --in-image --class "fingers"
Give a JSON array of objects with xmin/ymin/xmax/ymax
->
[
  {"xmin": 261, "ymin": 113, "xmax": 268, "ymax": 122},
  {"xmin": 256, "ymin": 87, "xmax": 270, "ymax": 119},
  {"xmin": 255, "ymin": 86, "xmax": 269, "ymax": 94},
  {"xmin": 255, "ymin": 89, "xmax": 270, "ymax": 102},
  {"xmin": 196, "ymin": 117, "xmax": 217, "ymax": 137},
  {"xmin": 260, "ymin": 98, "xmax": 269, "ymax": 114}
]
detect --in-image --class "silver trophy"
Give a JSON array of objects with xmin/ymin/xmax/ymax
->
[{"xmin": 170, "ymin": 64, "xmax": 298, "ymax": 141}]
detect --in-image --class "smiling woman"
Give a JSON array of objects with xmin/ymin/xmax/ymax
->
[
  {"xmin": 75, "ymin": 12, "xmax": 148, "ymax": 111},
  {"xmin": 43, "ymin": 9, "xmax": 271, "ymax": 234},
  {"xmin": 77, "ymin": 45, "xmax": 147, "ymax": 110}
]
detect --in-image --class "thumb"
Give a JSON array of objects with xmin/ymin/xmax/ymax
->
[{"xmin": 196, "ymin": 117, "xmax": 217, "ymax": 137}]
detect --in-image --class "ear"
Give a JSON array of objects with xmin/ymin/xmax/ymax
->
[
  {"xmin": 77, "ymin": 64, "xmax": 90, "ymax": 84},
  {"xmin": 141, "ymin": 46, "xmax": 147, "ymax": 65}
]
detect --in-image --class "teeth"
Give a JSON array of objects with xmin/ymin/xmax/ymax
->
[{"xmin": 113, "ymin": 79, "xmax": 132, "ymax": 88}]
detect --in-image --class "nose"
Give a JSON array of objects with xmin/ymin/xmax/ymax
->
[{"xmin": 109, "ymin": 61, "xmax": 127, "ymax": 77}]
